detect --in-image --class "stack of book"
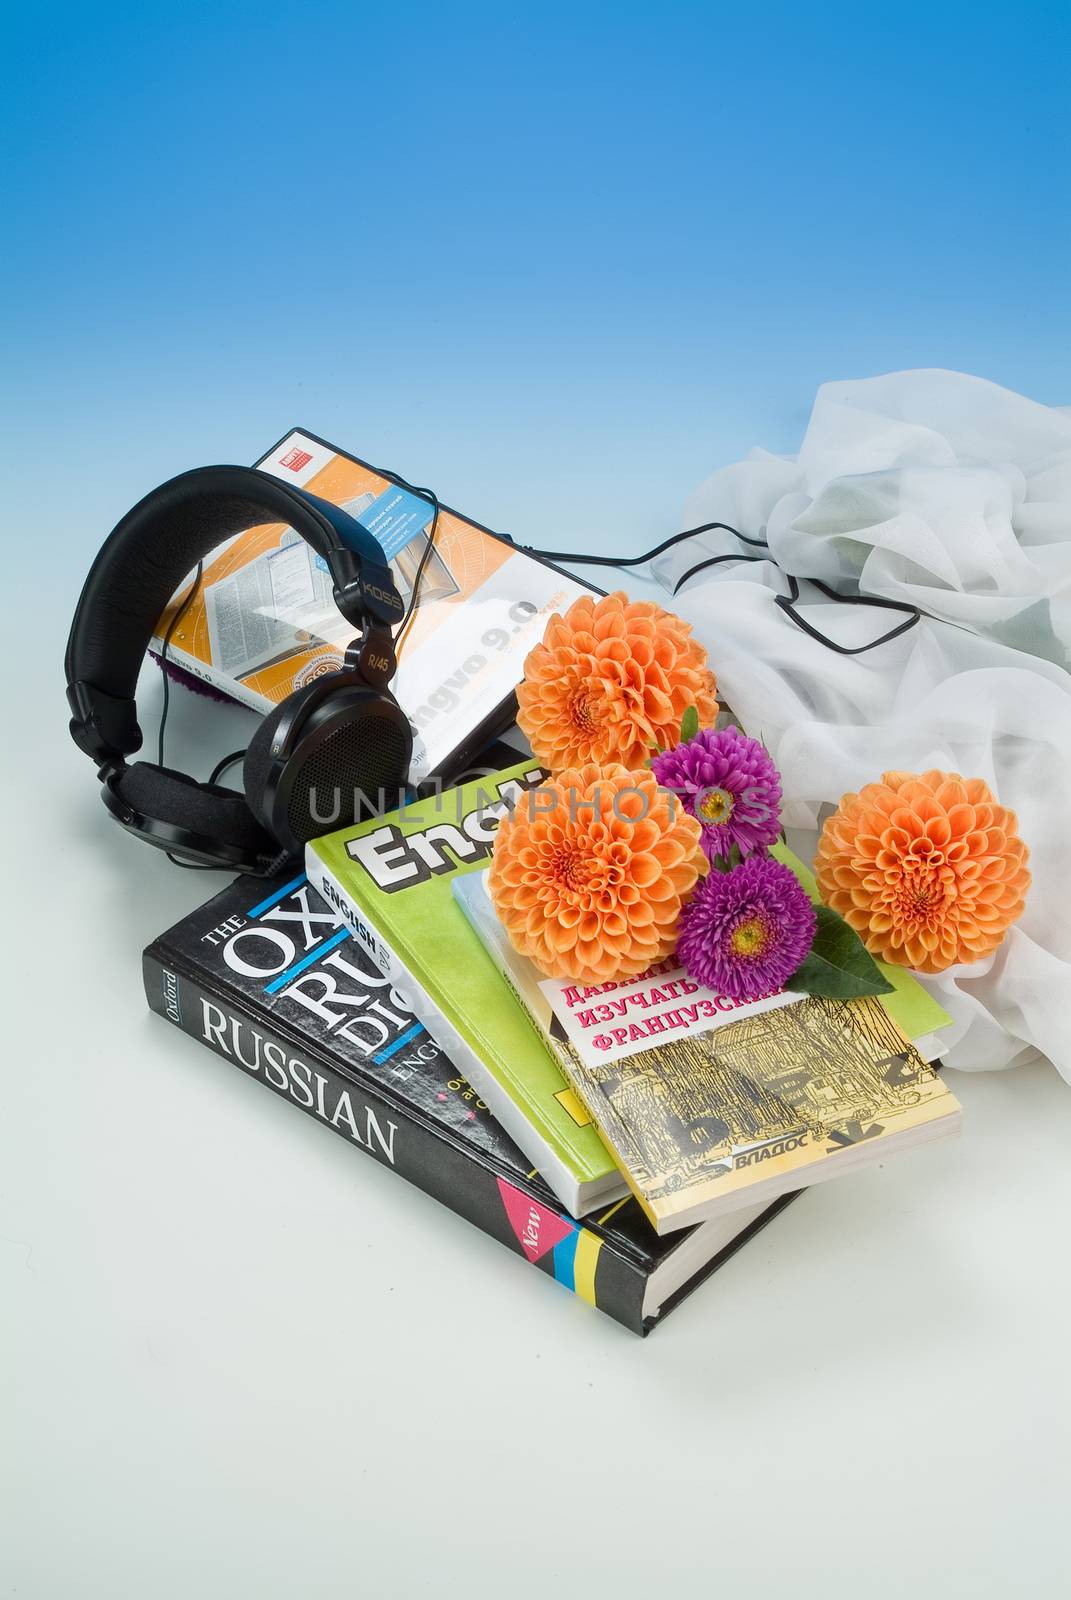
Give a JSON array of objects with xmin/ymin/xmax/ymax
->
[{"xmin": 146, "ymin": 754, "xmax": 960, "ymax": 1336}]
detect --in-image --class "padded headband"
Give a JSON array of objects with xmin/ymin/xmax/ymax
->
[{"xmin": 66, "ymin": 464, "xmax": 403, "ymax": 764}]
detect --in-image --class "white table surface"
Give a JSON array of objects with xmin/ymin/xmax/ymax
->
[{"xmin": 5, "ymin": 558, "xmax": 1071, "ymax": 1600}]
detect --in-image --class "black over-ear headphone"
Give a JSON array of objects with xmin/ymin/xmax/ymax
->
[{"xmin": 66, "ymin": 465, "xmax": 414, "ymax": 874}]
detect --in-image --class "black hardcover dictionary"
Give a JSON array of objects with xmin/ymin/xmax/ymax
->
[{"xmin": 144, "ymin": 870, "xmax": 797, "ymax": 1335}]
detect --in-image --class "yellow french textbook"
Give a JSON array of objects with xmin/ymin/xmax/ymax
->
[{"xmin": 454, "ymin": 858, "xmax": 961, "ymax": 1235}]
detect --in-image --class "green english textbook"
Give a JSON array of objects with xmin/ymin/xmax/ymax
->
[{"xmin": 305, "ymin": 759, "xmax": 627, "ymax": 1217}]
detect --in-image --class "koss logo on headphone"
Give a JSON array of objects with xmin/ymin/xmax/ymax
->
[{"xmin": 365, "ymin": 583, "xmax": 405, "ymax": 614}]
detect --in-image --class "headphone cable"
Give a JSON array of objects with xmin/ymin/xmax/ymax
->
[
  {"xmin": 156, "ymin": 561, "xmax": 205, "ymax": 769},
  {"xmin": 391, "ymin": 484, "xmax": 441, "ymax": 648},
  {"xmin": 520, "ymin": 521, "xmax": 921, "ymax": 657},
  {"xmin": 155, "ymin": 559, "xmax": 250, "ymax": 871},
  {"xmin": 209, "ymin": 749, "xmax": 248, "ymax": 785},
  {"xmin": 521, "ymin": 520, "xmax": 770, "ymax": 568}
]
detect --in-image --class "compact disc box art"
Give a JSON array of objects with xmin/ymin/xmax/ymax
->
[{"xmin": 150, "ymin": 428, "xmax": 594, "ymax": 784}]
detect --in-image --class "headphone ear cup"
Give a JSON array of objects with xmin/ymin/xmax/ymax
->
[
  {"xmin": 242, "ymin": 696, "xmax": 299, "ymax": 832},
  {"xmin": 110, "ymin": 761, "xmax": 276, "ymax": 862},
  {"xmin": 244, "ymin": 679, "xmax": 413, "ymax": 854}
]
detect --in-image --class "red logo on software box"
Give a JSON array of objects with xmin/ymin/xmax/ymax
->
[{"xmin": 279, "ymin": 446, "xmax": 313, "ymax": 472}]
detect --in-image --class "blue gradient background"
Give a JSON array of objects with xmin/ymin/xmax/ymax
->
[{"xmin": 5, "ymin": 0, "xmax": 1069, "ymax": 597}]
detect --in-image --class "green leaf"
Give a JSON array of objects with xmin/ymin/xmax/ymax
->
[
  {"xmin": 679, "ymin": 705, "xmax": 699, "ymax": 743},
  {"xmin": 785, "ymin": 904, "xmax": 895, "ymax": 1000}
]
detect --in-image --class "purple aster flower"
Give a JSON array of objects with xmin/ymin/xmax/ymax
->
[
  {"xmin": 676, "ymin": 856, "xmax": 816, "ymax": 1002},
  {"xmin": 652, "ymin": 725, "xmax": 782, "ymax": 861}
]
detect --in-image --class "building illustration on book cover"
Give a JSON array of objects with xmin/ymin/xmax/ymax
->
[{"xmin": 580, "ymin": 994, "xmax": 955, "ymax": 1226}]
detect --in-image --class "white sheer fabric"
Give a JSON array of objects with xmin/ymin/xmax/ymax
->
[{"xmin": 636, "ymin": 371, "xmax": 1071, "ymax": 1081}]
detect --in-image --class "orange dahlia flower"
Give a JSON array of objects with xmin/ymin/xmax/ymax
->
[
  {"xmin": 489, "ymin": 763, "xmax": 706, "ymax": 983},
  {"xmin": 815, "ymin": 770, "xmax": 1030, "ymax": 974},
  {"xmin": 516, "ymin": 591, "xmax": 718, "ymax": 773}
]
